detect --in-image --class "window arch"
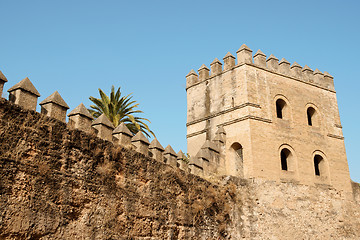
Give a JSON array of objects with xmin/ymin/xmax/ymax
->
[
  {"xmin": 280, "ymin": 148, "xmax": 291, "ymax": 171},
  {"xmin": 314, "ymin": 155, "xmax": 322, "ymax": 176},
  {"xmin": 231, "ymin": 143, "xmax": 243, "ymax": 161},
  {"xmin": 312, "ymin": 151, "xmax": 329, "ymax": 182},
  {"xmin": 307, "ymin": 107, "xmax": 316, "ymax": 126},
  {"xmin": 305, "ymin": 104, "xmax": 320, "ymax": 127},
  {"xmin": 276, "ymin": 99, "xmax": 286, "ymax": 119},
  {"xmin": 278, "ymin": 145, "xmax": 297, "ymax": 173},
  {"xmin": 228, "ymin": 142, "xmax": 244, "ymax": 177}
]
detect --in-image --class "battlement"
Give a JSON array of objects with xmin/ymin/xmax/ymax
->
[
  {"xmin": 186, "ymin": 44, "xmax": 335, "ymax": 91},
  {"xmin": 0, "ymin": 74, "xmax": 191, "ymax": 174}
]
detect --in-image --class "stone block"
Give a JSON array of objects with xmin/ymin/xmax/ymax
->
[
  {"xmin": 113, "ymin": 122, "xmax": 133, "ymax": 146},
  {"xmin": 188, "ymin": 156, "xmax": 203, "ymax": 177},
  {"xmin": 164, "ymin": 145, "xmax": 177, "ymax": 167},
  {"xmin": 149, "ymin": 138, "xmax": 164, "ymax": 162},
  {"xmin": 266, "ymin": 54, "xmax": 279, "ymax": 72},
  {"xmin": 91, "ymin": 114, "xmax": 115, "ymax": 141},
  {"xmin": 302, "ymin": 65, "xmax": 314, "ymax": 82},
  {"xmin": 8, "ymin": 77, "xmax": 40, "ymax": 111},
  {"xmin": 177, "ymin": 150, "xmax": 188, "ymax": 171},
  {"xmin": 290, "ymin": 62, "xmax": 302, "ymax": 79},
  {"xmin": 131, "ymin": 131, "xmax": 150, "ymax": 155},
  {"xmin": 186, "ymin": 70, "xmax": 198, "ymax": 89},
  {"xmin": 313, "ymin": 69, "xmax": 324, "ymax": 86},
  {"xmin": 236, "ymin": 44, "xmax": 253, "ymax": 64},
  {"xmin": 324, "ymin": 72, "xmax": 335, "ymax": 91},
  {"xmin": 279, "ymin": 58, "xmax": 290, "ymax": 75},
  {"xmin": 223, "ymin": 52, "xmax": 235, "ymax": 71},
  {"xmin": 253, "ymin": 50, "xmax": 266, "ymax": 68},
  {"xmin": 198, "ymin": 64, "xmax": 209, "ymax": 81},
  {"xmin": 213, "ymin": 126, "xmax": 226, "ymax": 145},
  {"xmin": 210, "ymin": 58, "xmax": 222, "ymax": 76},
  {"xmin": 68, "ymin": 103, "xmax": 93, "ymax": 133},
  {"xmin": 40, "ymin": 91, "xmax": 69, "ymax": 122}
]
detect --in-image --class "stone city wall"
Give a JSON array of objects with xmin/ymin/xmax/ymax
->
[
  {"xmin": 0, "ymin": 74, "xmax": 191, "ymax": 175},
  {"xmin": 0, "ymin": 88, "xmax": 360, "ymax": 239}
]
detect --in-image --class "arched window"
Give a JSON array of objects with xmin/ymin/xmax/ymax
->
[
  {"xmin": 276, "ymin": 99, "xmax": 286, "ymax": 119},
  {"xmin": 307, "ymin": 107, "xmax": 316, "ymax": 126},
  {"xmin": 232, "ymin": 143, "xmax": 243, "ymax": 161},
  {"xmin": 314, "ymin": 154, "xmax": 323, "ymax": 176},
  {"xmin": 229, "ymin": 142, "xmax": 244, "ymax": 177},
  {"xmin": 280, "ymin": 148, "xmax": 291, "ymax": 171}
]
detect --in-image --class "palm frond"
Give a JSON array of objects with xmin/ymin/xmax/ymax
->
[{"xmin": 88, "ymin": 86, "xmax": 155, "ymax": 137}]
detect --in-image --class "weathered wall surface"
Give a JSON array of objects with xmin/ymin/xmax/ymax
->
[
  {"xmin": 0, "ymin": 99, "xmax": 360, "ymax": 239},
  {"xmin": 0, "ymin": 99, "xmax": 241, "ymax": 239}
]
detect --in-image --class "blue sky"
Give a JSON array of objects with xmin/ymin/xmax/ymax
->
[{"xmin": 1, "ymin": 0, "xmax": 359, "ymax": 182}]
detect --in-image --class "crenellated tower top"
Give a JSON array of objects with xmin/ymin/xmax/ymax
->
[{"xmin": 186, "ymin": 45, "xmax": 335, "ymax": 92}]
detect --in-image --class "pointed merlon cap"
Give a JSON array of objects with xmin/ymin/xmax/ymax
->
[
  {"xmin": 290, "ymin": 62, "xmax": 302, "ymax": 69},
  {"xmin": 313, "ymin": 69, "xmax": 323, "ymax": 75},
  {"xmin": 254, "ymin": 49, "xmax": 266, "ymax": 57},
  {"xmin": 223, "ymin": 52, "xmax": 235, "ymax": 59},
  {"xmin": 189, "ymin": 156, "xmax": 202, "ymax": 167},
  {"xmin": 0, "ymin": 71, "xmax": 8, "ymax": 82},
  {"xmin": 177, "ymin": 150, "xmax": 185, "ymax": 159},
  {"xmin": 8, "ymin": 77, "xmax": 40, "ymax": 96},
  {"xmin": 324, "ymin": 71, "xmax": 333, "ymax": 78},
  {"xmin": 216, "ymin": 126, "xmax": 226, "ymax": 135},
  {"xmin": 210, "ymin": 58, "xmax": 222, "ymax": 65},
  {"xmin": 186, "ymin": 69, "xmax": 198, "ymax": 77},
  {"xmin": 40, "ymin": 91, "xmax": 69, "ymax": 109},
  {"xmin": 302, "ymin": 65, "xmax": 313, "ymax": 72},
  {"xmin": 266, "ymin": 54, "xmax": 279, "ymax": 61},
  {"xmin": 279, "ymin": 58, "xmax": 290, "ymax": 65},
  {"xmin": 164, "ymin": 145, "xmax": 177, "ymax": 156},
  {"xmin": 198, "ymin": 64, "xmax": 209, "ymax": 71},
  {"xmin": 113, "ymin": 122, "xmax": 132, "ymax": 135},
  {"xmin": 201, "ymin": 140, "xmax": 220, "ymax": 153},
  {"xmin": 91, "ymin": 113, "xmax": 115, "ymax": 128},
  {"xmin": 131, "ymin": 131, "xmax": 150, "ymax": 144},
  {"xmin": 196, "ymin": 148, "xmax": 211, "ymax": 161},
  {"xmin": 68, "ymin": 103, "xmax": 93, "ymax": 119},
  {"xmin": 236, "ymin": 44, "xmax": 252, "ymax": 53},
  {"xmin": 149, "ymin": 138, "xmax": 164, "ymax": 151}
]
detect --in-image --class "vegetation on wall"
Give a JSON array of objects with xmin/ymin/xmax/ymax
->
[{"xmin": 88, "ymin": 85, "xmax": 155, "ymax": 137}]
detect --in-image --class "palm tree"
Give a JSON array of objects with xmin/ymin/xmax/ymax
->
[{"xmin": 88, "ymin": 86, "xmax": 155, "ymax": 138}]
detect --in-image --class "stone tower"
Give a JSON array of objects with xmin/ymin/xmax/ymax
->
[{"xmin": 186, "ymin": 44, "xmax": 352, "ymax": 193}]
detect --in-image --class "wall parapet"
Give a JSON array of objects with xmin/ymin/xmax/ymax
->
[
  {"xmin": 185, "ymin": 44, "xmax": 335, "ymax": 92},
  {"xmin": 0, "ymin": 75, "xmax": 192, "ymax": 174}
]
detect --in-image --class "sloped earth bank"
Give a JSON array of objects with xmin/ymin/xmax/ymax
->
[{"xmin": 0, "ymin": 98, "xmax": 359, "ymax": 239}]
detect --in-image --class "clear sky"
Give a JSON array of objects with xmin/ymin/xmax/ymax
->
[{"xmin": 1, "ymin": 0, "xmax": 359, "ymax": 182}]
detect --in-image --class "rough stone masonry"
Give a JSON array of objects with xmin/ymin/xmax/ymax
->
[{"xmin": 0, "ymin": 95, "xmax": 359, "ymax": 239}]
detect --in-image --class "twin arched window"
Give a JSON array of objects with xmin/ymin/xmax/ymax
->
[
  {"xmin": 275, "ymin": 97, "xmax": 319, "ymax": 127},
  {"xmin": 280, "ymin": 147, "xmax": 328, "ymax": 179}
]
